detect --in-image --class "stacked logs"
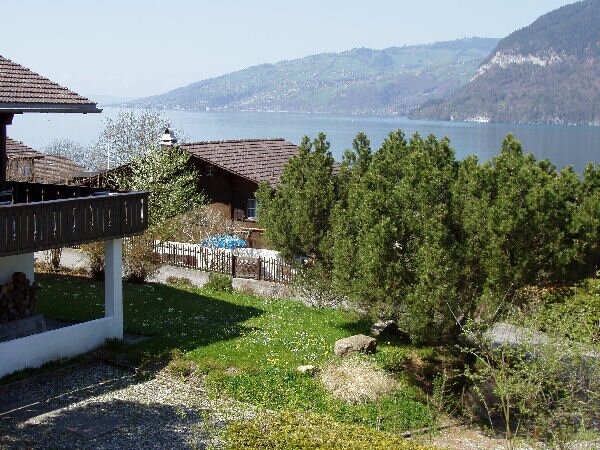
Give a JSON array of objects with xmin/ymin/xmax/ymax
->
[{"xmin": 0, "ymin": 272, "xmax": 38, "ymax": 324}]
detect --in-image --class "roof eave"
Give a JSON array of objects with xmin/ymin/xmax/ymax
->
[{"xmin": 0, "ymin": 103, "xmax": 102, "ymax": 114}]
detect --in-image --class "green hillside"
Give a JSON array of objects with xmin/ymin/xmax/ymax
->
[{"xmin": 126, "ymin": 38, "xmax": 498, "ymax": 115}]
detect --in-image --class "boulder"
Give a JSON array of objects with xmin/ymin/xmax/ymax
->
[
  {"xmin": 370, "ymin": 319, "xmax": 411, "ymax": 343},
  {"xmin": 370, "ymin": 320, "xmax": 398, "ymax": 337},
  {"xmin": 334, "ymin": 334, "xmax": 377, "ymax": 357}
]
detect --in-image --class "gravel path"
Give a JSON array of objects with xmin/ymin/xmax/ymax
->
[{"xmin": 0, "ymin": 363, "xmax": 246, "ymax": 450}]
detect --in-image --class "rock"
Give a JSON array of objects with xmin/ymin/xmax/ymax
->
[
  {"xmin": 370, "ymin": 320, "xmax": 398, "ymax": 337},
  {"xmin": 484, "ymin": 322, "xmax": 549, "ymax": 349},
  {"xmin": 370, "ymin": 319, "xmax": 411, "ymax": 343},
  {"xmin": 297, "ymin": 365, "xmax": 318, "ymax": 375},
  {"xmin": 370, "ymin": 320, "xmax": 396, "ymax": 336},
  {"xmin": 334, "ymin": 334, "xmax": 377, "ymax": 357}
]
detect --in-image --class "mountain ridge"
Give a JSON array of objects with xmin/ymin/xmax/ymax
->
[
  {"xmin": 410, "ymin": 0, "xmax": 600, "ymax": 126},
  {"xmin": 123, "ymin": 38, "xmax": 499, "ymax": 116}
]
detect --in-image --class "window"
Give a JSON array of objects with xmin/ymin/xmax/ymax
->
[
  {"xmin": 206, "ymin": 165, "xmax": 214, "ymax": 176},
  {"xmin": 21, "ymin": 165, "xmax": 32, "ymax": 177},
  {"xmin": 246, "ymin": 199, "xmax": 257, "ymax": 220}
]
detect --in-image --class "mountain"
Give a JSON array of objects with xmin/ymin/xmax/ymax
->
[
  {"xmin": 124, "ymin": 38, "xmax": 498, "ymax": 115},
  {"xmin": 411, "ymin": 0, "xmax": 600, "ymax": 126}
]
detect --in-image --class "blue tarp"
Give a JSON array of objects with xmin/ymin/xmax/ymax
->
[{"xmin": 201, "ymin": 235, "xmax": 247, "ymax": 249}]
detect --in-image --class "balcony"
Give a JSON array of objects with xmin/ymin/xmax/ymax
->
[{"xmin": 0, "ymin": 181, "xmax": 148, "ymax": 256}]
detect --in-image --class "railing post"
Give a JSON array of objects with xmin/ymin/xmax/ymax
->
[
  {"xmin": 257, "ymin": 257, "xmax": 262, "ymax": 280},
  {"xmin": 231, "ymin": 253, "xmax": 236, "ymax": 277}
]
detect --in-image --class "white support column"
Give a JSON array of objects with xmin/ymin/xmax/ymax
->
[
  {"xmin": 104, "ymin": 238, "xmax": 123, "ymax": 340},
  {"xmin": 0, "ymin": 252, "xmax": 34, "ymax": 284}
]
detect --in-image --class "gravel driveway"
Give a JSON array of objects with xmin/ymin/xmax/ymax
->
[{"xmin": 0, "ymin": 363, "xmax": 237, "ymax": 450}]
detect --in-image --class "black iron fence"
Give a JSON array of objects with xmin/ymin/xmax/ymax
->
[{"xmin": 152, "ymin": 241, "xmax": 295, "ymax": 284}]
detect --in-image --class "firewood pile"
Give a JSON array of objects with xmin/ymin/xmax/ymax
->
[{"xmin": 0, "ymin": 272, "xmax": 38, "ymax": 323}]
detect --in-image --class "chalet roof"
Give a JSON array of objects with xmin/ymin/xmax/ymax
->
[
  {"xmin": 6, "ymin": 137, "xmax": 86, "ymax": 182},
  {"xmin": 0, "ymin": 55, "xmax": 100, "ymax": 113},
  {"xmin": 34, "ymin": 154, "xmax": 87, "ymax": 183},
  {"xmin": 180, "ymin": 138, "xmax": 301, "ymax": 186},
  {"xmin": 6, "ymin": 137, "xmax": 44, "ymax": 160}
]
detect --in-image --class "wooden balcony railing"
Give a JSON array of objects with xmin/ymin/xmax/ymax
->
[
  {"xmin": 7, "ymin": 181, "xmax": 101, "ymax": 203},
  {"xmin": 0, "ymin": 182, "xmax": 148, "ymax": 256}
]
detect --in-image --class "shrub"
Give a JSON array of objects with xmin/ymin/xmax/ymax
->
[
  {"xmin": 165, "ymin": 348, "xmax": 196, "ymax": 379},
  {"xmin": 222, "ymin": 410, "xmax": 434, "ymax": 450},
  {"xmin": 292, "ymin": 263, "xmax": 346, "ymax": 308},
  {"xmin": 123, "ymin": 235, "xmax": 160, "ymax": 283},
  {"xmin": 81, "ymin": 241, "xmax": 105, "ymax": 279},
  {"xmin": 376, "ymin": 347, "xmax": 413, "ymax": 373},
  {"xmin": 204, "ymin": 273, "xmax": 233, "ymax": 292},
  {"xmin": 532, "ymin": 279, "xmax": 600, "ymax": 342},
  {"xmin": 463, "ymin": 311, "xmax": 600, "ymax": 448}
]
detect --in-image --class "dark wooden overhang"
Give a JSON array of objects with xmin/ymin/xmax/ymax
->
[
  {"xmin": 0, "ymin": 181, "xmax": 148, "ymax": 256},
  {"xmin": 0, "ymin": 103, "xmax": 101, "ymax": 114}
]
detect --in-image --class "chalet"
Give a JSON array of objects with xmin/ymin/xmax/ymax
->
[
  {"xmin": 6, "ymin": 137, "xmax": 43, "ymax": 181},
  {"xmin": 85, "ymin": 134, "xmax": 303, "ymax": 247},
  {"xmin": 7, "ymin": 137, "xmax": 87, "ymax": 183},
  {"xmin": 0, "ymin": 55, "xmax": 148, "ymax": 378},
  {"xmin": 179, "ymin": 138, "xmax": 300, "ymax": 222}
]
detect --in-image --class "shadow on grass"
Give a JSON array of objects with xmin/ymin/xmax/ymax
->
[
  {"xmin": 339, "ymin": 317, "xmax": 372, "ymax": 336},
  {"xmin": 36, "ymin": 273, "xmax": 265, "ymax": 357}
]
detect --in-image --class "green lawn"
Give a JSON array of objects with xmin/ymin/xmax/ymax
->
[{"xmin": 36, "ymin": 273, "xmax": 437, "ymax": 434}]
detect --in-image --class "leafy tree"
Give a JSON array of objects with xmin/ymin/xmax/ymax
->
[
  {"xmin": 113, "ymin": 144, "xmax": 204, "ymax": 229},
  {"xmin": 106, "ymin": 144, "xmax": 205, "ymax": 282},
  {"xmin": 93, "ymin": 109, "xmax": 177, "ymax": 170},
  {"xmin": 43, "ymin": 138, "xmax": 90, "ymax": 169},
  {"xmin": 256, "ymin": 133, "xmax": 336, "ymax": 261}
]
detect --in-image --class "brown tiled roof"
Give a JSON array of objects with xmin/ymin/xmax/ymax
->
[
  {"xmin": 180, "ymin": 139, "xmax": 301, "ymax": 186},
  {"xmin": 33, "ymin": 154, "xmax": 87, "ymax": 183},
  {"xmin": 6, "ymin": 137, "xmax": 44, "ymax": 160},
  {"xmin": 0, "ymin": 55, "xmax": 100, "ymax": 113}
]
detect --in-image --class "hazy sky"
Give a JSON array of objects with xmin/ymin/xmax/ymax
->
[{"xmin": 1, "ymin": 0, "xmax": 576, "ymax": 99}]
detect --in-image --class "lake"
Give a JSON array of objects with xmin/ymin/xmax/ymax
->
[{"xmin": 8, "ymin": 108, "xmax": 600, "ymax": 172}]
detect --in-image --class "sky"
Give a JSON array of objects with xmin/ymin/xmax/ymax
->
[{"xmin": 1, "ymin": 0, "xmax": 577, "ymax": 99}]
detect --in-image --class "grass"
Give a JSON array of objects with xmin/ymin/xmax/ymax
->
[
  {"xmin": 223, "ymin": 410, "xmax": 436, "ymax": 450},
  {"xmin": 35, "ymin": 272, "xmax": 438, "ymax": 434}
]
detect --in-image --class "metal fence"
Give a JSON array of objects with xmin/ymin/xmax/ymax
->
[{"xmin": 152, "ymin": 241, "xmax": 295, "ymax": 284}]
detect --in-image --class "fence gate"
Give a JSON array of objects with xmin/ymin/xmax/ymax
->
[{"xmin": 233, "ymin": 256, "xmax": 261, "ymax": 279}]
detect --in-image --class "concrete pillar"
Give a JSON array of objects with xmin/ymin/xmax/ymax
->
[{"xmin": 104, "ymin": 238, "xmax": 123, "ymax": 340}]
